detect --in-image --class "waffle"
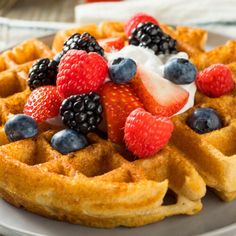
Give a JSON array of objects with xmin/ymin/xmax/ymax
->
[
  {"xmin": 0, "ymin": 29, "xmax": 207, "ymax": 228},
  {"xmin": 0, "ymin": 19, "xmax": 236, "ymax": 228},
  {"xmin": 0, "ymin": 130, "xmax": 205, "ymax": 228},
  {"xmin": 172, "ymin": 96, "xmax": 236, "ymax": 201}
]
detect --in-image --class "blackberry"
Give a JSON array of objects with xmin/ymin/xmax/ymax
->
[
  {"xmin": 129, "ymin": 22, "xmax": 177, "ymax": 55},
  {"xmin": 28, "ymin": 58, "xmax": 57, "ymax": 90},
  {"xmin": 62, "ymin": 32, "xmax": 104, "ymax": 57},
  {"xmin": 60, "ymin": 92, "xmax": 103, "ymax": 134}
]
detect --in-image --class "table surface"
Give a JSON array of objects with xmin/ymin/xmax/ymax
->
[{"xmin": 0, "ymin": 0, "xmax": 79, "ymax": 22}]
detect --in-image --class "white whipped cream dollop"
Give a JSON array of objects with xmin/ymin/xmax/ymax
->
[{"xmin": 106, "ymin": 45, "xmax": 196, "ymax": 115}]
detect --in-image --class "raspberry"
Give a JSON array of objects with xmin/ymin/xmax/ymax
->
[
  {"xmin": 125, "ymin": 12, "xmax": 159, "ymax": 37},
  {"xmin": 57, "ymin": 50, "xmax": 108, "ymax": 99},
  {"xmin": 24, "ymin": 86, "xmax": 62, "ymax": 123},
  {"xmin": 196, "ymin": 64, "xmax": 234, "ymax": 97},
  {"xmin": 124, "ymin": 108, "xmax": 174, "ymax": 158}
]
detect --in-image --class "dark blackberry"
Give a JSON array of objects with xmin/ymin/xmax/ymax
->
[
  {"xmin": 28, "ymin": 58, "xmax": 57, "ymax": 90},
  {"xmin": 60, "ymin": 92, "xmax": 103, "ymax": 134},
  {"xmin": 53, "ymin": 52, "xmax": 64, "ymax": 65},
  {"xmin": 63, "ymin": 32, "xmax": 104, "ymax": 57},
  {"xmin": 129, "ymin": 22, "xmax": 177, "ymax": 55}
]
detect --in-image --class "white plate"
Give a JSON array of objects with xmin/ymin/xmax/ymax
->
[{"xmin": 0, "ymin": 32, "xmax": 236, "ymax": 236}]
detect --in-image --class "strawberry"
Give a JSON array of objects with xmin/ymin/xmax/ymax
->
[
  {"xmin": 125, "ymin": 12, "xmax": 159, "ymax": 37},
  {"xmin": 131, "ymin": 66, "xmax": 189, "ymax": 117},
  {"xmin": 124, "ymin": 108, "xmax": 174, "ymax": 158},
  {"xmin": 98, "ymin": 37, "xmax": 125, "ymax": 53},
  {"xmin": 100, "ymin": 82, "xmax": 143, "ymax": 144},
  {"xmin": 196, "ymin": 64, "xmax": 234, "ymax": 97},
  {"xmin": 57, "ymin": 49, "xmax": 108, "ymax": 99},
  {"xmin": 24, "ymin": 86, "xmax": 62, "ymax": 123}
]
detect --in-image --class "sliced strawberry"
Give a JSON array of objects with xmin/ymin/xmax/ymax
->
[
  {"xmin": 131, "ymin": 66, "xmax": 189, "ymax": 117},
  {"xmin": 100, "ymin": 82, "xmax": 143, "ymax": 144},
  {"xmin": 98, "ymin": 37, "xmax": 125, "ymax": 53}
]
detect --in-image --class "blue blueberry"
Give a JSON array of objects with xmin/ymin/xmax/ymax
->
[
  {"xmin": 109, "ymin": 57, "xmax": 137, "ymax": 84},
  {"xmin": 51, "ymin": 129, "xmax": 88, "ymax": 154},
  {"xmin": 187, "ymin": 108, "xmax": 222, "ymax": 134},
  {"xmin": 164, "ymin": 58, "xmax": 197, "ymax": 84},
  {"xmin": 4, "ymin": 114, "xmax": 38, "ymax": 141}
]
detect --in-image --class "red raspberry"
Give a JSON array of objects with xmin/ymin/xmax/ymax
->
[
  {"xmin": 124, "ymin": 108, "xmax": 174, "ymax": 158},
  {"xmin": 125, "ymin": 12, "xmax": 159, "ymax": 37},
  {"xmin": 57, "ymin": 50, "xmax": 108, "ymax": 98},
  {"xmin": 24, "ymin": 86, "xmax": 62, "ymax": 123},
  {"xmin": 196, "ymin": 64, "xmax": 234, "ymax": 97}
]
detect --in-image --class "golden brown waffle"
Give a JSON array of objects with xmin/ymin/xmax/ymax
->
[
  {"xmin": 1, "ymin": 39, "xmax": 53, "ymax": 71},
  {"xmin": 0, "ymin": 38, "xmax": 53, "ymax": 124},
  {"xmin": 172, "ymin": 96, "xmax": 236, "ymax": 201},
  {"xmin": 0, "ymin": 130, "xmax": 205, "ymax": 228},
  {"xmin": 3, "ymin": 20, "xmax": 236, "ymax": 228},
  {"xmin": 191, "ymin": 40, "xmax": 236, "ymax": 71},
  {"xmin": 0, "ymin": 39, "xmax": 54, "ymax": 142}
]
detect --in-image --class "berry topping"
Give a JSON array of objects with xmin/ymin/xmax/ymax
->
[
  {"xmin": 57, "ymin": 50, "xmax": 108, "ymax": 98},
  {"xmin": 60, "ymin": 92, "xmax": 103, "ymax": 134},
  {"xmin": 100, "ymin": 82, "xmax": 143, "ymax": 144},
  {"xmin": 62, "ymin": 32, "xmax": 104, "ymax": 58},
  {"xmin": 51, "ymin": 129, "xmax": 88, "ymax": 155},
  {"xmin": 24, "ymin": 86, "xmax": 62, "ymax": 123},
  {"xmin": 187, "ymin": 108, "xmax": 222, "ymax": 134},
  {"xmin": 125, "ymin": 12, "xmax": 159, "ymax": 37},
  {"xmin": 53, "ymin": 52, "xmax": 64, "ymax": 65},
  {"xmin": 164, "ymin": 58, "xmax": 197, "ymax": 85},
  {"xmin": 28, "ymin": 58, "xmax": 57, "ymax": 90},
  {"xmin": 131, "ymin": 66, "xmax": 189, "ymax": 117},
  {"xmin": 124, "ymin": 108, "xmax": 174, "ymax": 158},
  {"xmin": 196, "ymin": 64, "xmax": 234, "ymax": 98},
  {"xmin": 129, "ymin": 22, "xmax": 177, "ymax": 55},
  {"xmin": 109, "ymin": 57, "xmax": 137, "ymax": 84},
  {"xmin": 4, "ymin": 114, "xmax": 38, "ymax": 142},
  {"xmin": 98, "ymin": 37, "xmax": 125, "ymax": 52}
]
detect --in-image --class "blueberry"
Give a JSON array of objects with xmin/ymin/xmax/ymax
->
[
  {"xmin": 51, "ymin": 129, "xmax": 88, "ymax": 154},
  {"xmin": 187, "ymin": 108, "xmax": 222, "ymax": 134},
  {"xmin": 164, "ymin": 58, "xmax": 197, "ymax": 84},
  {"xmin": 109, "ymin": 57, "xmax": 137, "ymax": 84},
  {"xmin": 4, "ymin": 114, "xmax": 38, "ymax": 142}
]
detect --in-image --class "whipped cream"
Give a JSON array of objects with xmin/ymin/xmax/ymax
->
[{"xmin": 106, "ymin": 45, "xmax": 196, "ymax": 115}]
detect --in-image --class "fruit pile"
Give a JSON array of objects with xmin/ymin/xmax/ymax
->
[{"xmin": 4, "ymin": 13, "xmax": 235, "ymax": 158}]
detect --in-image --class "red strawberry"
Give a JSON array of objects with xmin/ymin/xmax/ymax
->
[
  {"xmin": 125, "ymin": 12, "xmax": 159, "ymax": 37},
  {"xmin": 24, "ymin": 86, "xmax": 62, "ymax": 123},
  {"xmin": 98, "ymin": 37, "xmax": 125, "ymax": 53},
  {"xmin": 124, "ymin": 108, "xmax": 174, "ymax": 158},
  {"xmin": 100, "ymin": 82, "xmax": 143, "ymax": 144},
  {"xmin": 57, "ymin": 49, "xmax": 108, "ymax": 99},
  {"xmin": 131, "ymin": 66, "xmax": 189, "ymax": 117},
  {"xmin": 196, "ymin": 64, "xmax": 234, "ymax": 97}
]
